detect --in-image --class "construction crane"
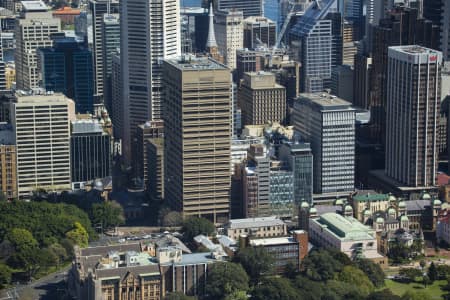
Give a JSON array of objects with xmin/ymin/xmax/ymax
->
[{"xmin": 273, "ymin": 1, "xmax": 297, "ymax": 54}]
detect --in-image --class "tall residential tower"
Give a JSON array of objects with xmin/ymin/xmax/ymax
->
[{"xmin": 385, "ymin": 46, "xmax": 442, "ymax": 187}]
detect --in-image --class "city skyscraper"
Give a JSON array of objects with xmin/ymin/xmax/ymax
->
[
  {"xmin": 101, "ymin": 13, "xmax": 120, "ymax": 113},
  {"xmin": 369, "ymin": 7, "xmax": 439, "ymax": 145},
  {"xmin": 163, "ymin": 56, "xmax": 231, "ymax": 223},
  {"xmin": 15, "ymin": 1, "xmax": 61, "ymax": 90},
  {"xmin": 289, "ymin": 0, "xmax": 339, "ymax": 93},
  {"xmin": 243, "ymin": 16, "xmax": 276, "ymax": 49},
  {"xmin": 238, "ymin": 71, "xmax": 286, "ymax": 126},
  {"xmin": 442, "ymin": 0, "xmax": 450, "ymax": 61},
  {"xmin": 385, "ymin": 46, "xmax": 442, "ymax": 187},
  {"xmin": 12, "ymin": 92, "xmax": 74, "ymax": 199},
  {"xmin": 89, "ymin": 0, "xmax": 120, "ymax": 102},
  {"xmin": 293, "ymin": 92, "xmax": 355, "ymax": 194},
  {"xmin": 71, "ymin": 118, "xmax": 112, "ymax": 188},
  {"xmin": 215, "ymin": 9, "xmax": 243, "ymax": 69},
  {"xmin": 120, "ymin": 0, "xmax": 180, "ymax": 164},
  {"xmin": 39, "ymin": 38, "xmax": 94, "ymax": 113},
  {"xmin": 216, "ymin": 0, "xmax": 263, "ymax": 18}
]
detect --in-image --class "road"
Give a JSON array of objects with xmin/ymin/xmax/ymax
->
[{"xmin": 0, "ymin": 266, "xmax": 70, "ymax": 300}]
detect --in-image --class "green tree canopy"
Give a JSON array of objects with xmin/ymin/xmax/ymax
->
[
  {"xmin": 427, "ymin": 262, "xmax": 438, "ymax": 282},
  {"xmin": 336, "ymin": 265, "xmax": 374, "ymax": 297},
  {"xmin": 0, "ymin": 201, "xmax": 94, "ymax": 246},
  {"xmin": 251, "ymin": 277, "xmax": 299, "ymax": 300},
  {"xmin": 367, "ymin": 289, "xmax": 402, "ymax": 300},
  {"xmin": 401, "ymin": 290, "xmax": 429, "ymax": 300},
  {"xmin": 65, "ymin": 222, "xmax": 89, "ymax": 248},
  {"xmin": 0, "ymin": 263, "xmax": 11, "ymax": 288},
  {"xmin": 90, "ymin": 201, "xmax": 125, "ymax": 229},
  {"xmin": 235, "ymin": 247, "xmax": 274, "ymax": 283},
  {"xmin": 182, "ymin": 217, "xmax": 215, "ymax": 240},
  {"xmin": 162, "ymin": 211, "xmax": 184, "ymax": 227},
  {"xmin": 205, "ymin": 262, "xmax": 249, "ymax": 300},
  {"xmin": 292, "ymin": 275, "xmax": 324, "ymax": 300},
  {"xmin": 355, "ymin": 258, "xmax": 385, "ymax": 288},
  {"xmin": 301, "ymin": 249, "xmax": 344, "ymax": 281},
  {"xmin": 163, "ymin": 292, "xmax": 197, "ymax": 300},
  {"xmin": 398, "ymin": 268, "xmax": 423, "ymax": 282}
]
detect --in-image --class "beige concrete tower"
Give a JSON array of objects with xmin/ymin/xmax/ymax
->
[
  {"xmin": 215, "ymin": 9, "xmax": 243, "ymax": 70},
  {"xmin": 15, "ymin": 1, "xmax": 61, "ymax": 90},
  {"xmin": 163, "ymin": 56, "xmax": 232, "ymax": 223}
]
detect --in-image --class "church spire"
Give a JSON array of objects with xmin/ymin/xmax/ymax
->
[{"xmin": 206, "ymin": 2, "xmax": 217, "ymax": 49}]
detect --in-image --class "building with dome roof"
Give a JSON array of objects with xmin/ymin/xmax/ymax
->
[{"xmin": 308, "ymin": 212, "xmax": 386, "ymax": 265}]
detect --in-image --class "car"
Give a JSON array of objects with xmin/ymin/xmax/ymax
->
[{"xmin": 118, "ymin": 238, "xmax": 126, "ymax": 243}]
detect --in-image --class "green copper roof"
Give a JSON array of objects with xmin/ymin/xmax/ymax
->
[
  {"xmin": 316, "ymin": 213, "xmax": 375, "ymax": 241},
  {"xmin": 353, "ymin": 193, "xmax": 388, "ymax": 202}
]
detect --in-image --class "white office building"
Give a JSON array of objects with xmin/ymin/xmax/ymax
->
[
  {"xmin": 215, "ymin": 9, "xmax": 243, "ymax": 70},
  {"xmin": 120, "ymin": 0, "xmax": 180, "ymax": 164},
  {"xmin": 12, "ymin": 91, "xmax": 75, "ymax": 199},
  {"xmin": 15, "ymin": 1, "xmax": 61, "ymax": 90},
  {"xmin": 293, "ymin": 92, "xmax": 355, "ymax": 194}
]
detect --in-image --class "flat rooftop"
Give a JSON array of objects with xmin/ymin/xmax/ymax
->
[
  {"xmin": 21, "ymin": 0, "xmax": 48, "ymax": 12},
  {"xmin": 298, "ymin": 92, "xmax": 353, "ymax": 111},
  {"xmin": 164, "ymin": 56, "xmax": 229, "ymax": 71},
  {"xmin": 390, "ymin": 45, "xmax": 440, "ymax": 55},
  {"xmin": 314, "ymin": 212, "xmax": 375, "ymax": 241},
  {"xmin": 250, "ymin": 236, "xmax": 296, "ymax": 246},
  {"xmin": 227, "ymin": 216, "xmax": 286, "ymax": 229}
]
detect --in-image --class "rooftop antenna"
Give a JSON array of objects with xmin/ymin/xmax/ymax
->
[{"xmin": 107, "ymin": 0, "xmax": 111, "ymax": 16}]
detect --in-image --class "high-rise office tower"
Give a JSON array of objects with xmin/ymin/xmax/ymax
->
[
  {"xmin": 15, "ymin": 1, "xmax": 61, "ymax": 90},
  {"xmin": 101, "ymin": 13, "xmax": 120, "ymax": 113},
  {"xmin": 136, "ymin": 120, "xmax": 164, "ymax": 188},
  {"xmin": 293, "ymin": 92, "xmax": 355, "ymax": 194},
  {"xmin": 163, "ymin": 57, "xmax": 231, "ymax": 223},
  {"xmin": 385, "ymin": 46, "xmax": 442, "ymax": 187},
  {"xmin": 243, "ymin": 16, "xmax": 276, "ymax": 49},
  {"xmin": 238, "ymin": 71, "xmax": 286, "ymax": 126},
  {"xmin": 243, "ymin": 144, "xmax": 270, "ymax": 217},
  {"xmin": 39, "ymin": 38, "xmax": 94, "ymax": 113},
  {"xmin": 442, "ymin": 0, "xmax": 450, "ymax": 61},
  {"xmin": 120, "ymin": 0, "xmax": 180, "ymax": 164},
  {"xmin": 12, "ymin": 92, "xmax": 74, "ymax": 199},
  {"xmin": 331, "ymin": 65, "xmax": 353, "ymax": 102},
  {"xmin": 353, "ymin": 53, "xmax": 372, "ymax": 109},
  {"xmin": 215, "ymin": 9, "xmax": 243, "ymax": 70},
  {"xmin": 216, "ymin": 0, "xmax": 263, "ymax": 18},
  {"xmin": 89, "ymin": 0, "xmax": 120, "ymax": 102},
  {"xmin": 110, "ymin": 52, "xmax": 121, "ymax": 139},
  {"xmin": 279, "ymin": 142, "xmax": 313, "ymax": 205},
  {"xmin": 289, "ymin": 0, "xmax": 340, "ymax": 93},
  {"xmin": 71, "ymin": 118, "xmax": 112, "ymax": 189},
  {"xmin": 147, "ymin": 137, "xmax": 164, "ymax": 201},
  {"xmin": 370, "ymin": 7, "xmax": 439, "ymax": 145},
  {"xmin": 0, "ymin": 124, "xmax": 17, "ymax": 201}
]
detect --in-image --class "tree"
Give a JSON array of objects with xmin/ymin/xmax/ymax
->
[
  {"xmin": 355, "ymin": 258, "xmax": 385, "ymax": 288},
  {"xmin": 0, "ymin": 263, "xmax": 11, "ymax": 288},
  {"xmin": 284, "ymin": 261, "xmax": 298, "ymax": 279},
  {"xmin": 235, "ymin": 247, "xmax": 274, "ymax": 283},
  {"xmin": 48, "ymin": 243, "xmax": 68, "ymax": 267},
  {"xmin": 6, "ymin": 228, "xmax": 38, "ymax": 251},
  {"xmin": 251, "ymin": 277, "xmax": 299, "ymax": 300},
  {"xmin": 6, "ymin": 228, "xmax": 41, "ymax": 276},
  {"xmin": 427, "ymin": 262, "xmax": 437, "ymax": 282},
  {"xmin": 401, "ymin": 291, "xmax": 429, "ymax": 300},
  {"xmin": 162, "ymin": 211, "xmax": 183, "ymax": 227},
  {"xmin": 367, "ymin": 289, "xmax": 402, "ymax": 300},
  {"xmin": 322, "ymin": 280, "xmax": 366, "ymax": 300},
  {"xmin": 419, "ymin": 259, "xmax": 426, "ymax": 270},
  {"xmin": 90, "ymin": 201, "xmax": 125, "ymax": 230},
  {"xmin": 422, "ymin": 275, "xmax": 431, "ymax": 287},
  {"xmin": 337, "ymin": 265, "xmax": 374, "ymax": 297},
  {"xmin": 398, "ymin": 268, "xmax": 422, "ymax": 282},
  {"xmin": 224, "ymin": 290, "xmax": 247, "ymax": 300},
  {"xmin": 301, "ymin": 249, "xmax": 343, "ymax": 281},
  {"xmin": 436, "ymin": 264, "xmax": 450, "ymax": 280},
  {"xmin": 292, "ymin": 275, "xmax": 324, "ymax": 300},
  {"xmin": 182, "ymin": 217, "xmax": 215, "ymax": 240},
  {"xmin": 163, "ymin": 292, "xmax": 196, "ymax": 300},
  {"xmin": 205, "ymin": 262, "xmax": 249, "ymax": 300},
  {"xmin": 65, "ymin": 222, "xmax": 89, "ymax": 248}
]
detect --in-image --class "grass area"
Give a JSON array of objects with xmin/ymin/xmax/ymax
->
[{"xmin": 384, "ymin": 279, "xmax": 446, "ymax": 299}]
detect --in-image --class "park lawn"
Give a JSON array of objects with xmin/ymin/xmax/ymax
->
[{"xmin": 384, "ymin": 279, "xmax": 446, "ymax": 299}]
